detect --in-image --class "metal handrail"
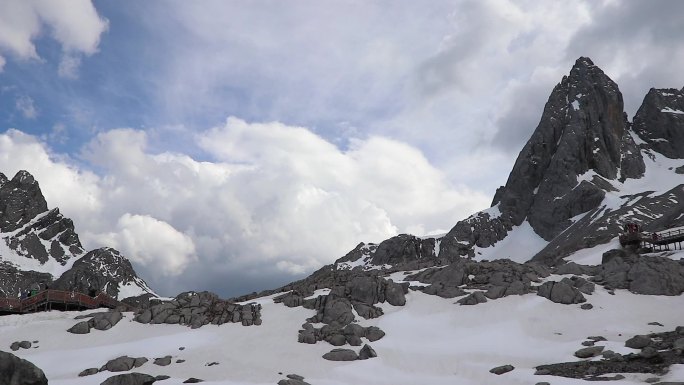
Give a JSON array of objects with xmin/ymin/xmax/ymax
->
[{"xmin": 0, "ymin": 289, "xmax": 123, "ymax": 313}]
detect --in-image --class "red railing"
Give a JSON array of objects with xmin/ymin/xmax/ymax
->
[{"xmin": 0, "ymin": 290, "xmax": 124, "ymax": 313}]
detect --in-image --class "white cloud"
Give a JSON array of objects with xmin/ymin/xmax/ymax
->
[
  {"xmin": 0, "ymin": 120, "xmax": 490, "ymax": 295},
  {"xmin": 98, "ymin": 214, "xmax": 197, "ymax": 276},
  {"xmin": 15, "ymin": 95, "xmax": 38, "ymax": 119},
  {"xmin": 0, "ymin": 0, "xmax": 107, "ymax": 75}
]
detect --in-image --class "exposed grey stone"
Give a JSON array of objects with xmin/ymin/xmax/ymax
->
[
  {"xmin": 100, "ymin": 373, "xmax": 157, "ymax": 385},
  {"xmin": 625, "ymin": 335, "xmax": 652, "ymax": 349},
  {"xmin": 100, "ymin": 356, "xmax": 148, "ymax": 373},
  {"xmin": 358, "ymin": 344, "xmax": 377, "ymax": 360},
  {"xmin": 79, "ymin": 367, "xmax": 99, "ymax": 376},
  {"xmin": 457, "ymin": 291, "xmax": 488, "ymax": 305},
  {"xmin": 633, "ymin": 87, "xmax": 684, "ymax": 159},
  {"xmin": 537, "ymin": 281, "xmax": 586, "ymax": 304},
  {"xmin": 68, "ymin": 321, "xmax": 91, "ymax": 334},
  {"xmin": 153, "ymin": 355, "xmax": 172, "ymax": 366},
  {"xmin": 574, "ymin": 346, "xmax": 604, "ymax": 358},
  {"xmin": 322, "ymin": 348, "xmax": 358, "ymax": 361},
  {"xmin": 581, "ymin": 303, "xmax": 593, "ymax": 310},
  {"xmin": 89, "ymin": 311, "xmax": 123, "ymax": 331},
  {"xmin": 365, "ymin": 326, "xmax": 385, "ymax": 342},
  {"xmin": 0, "ymin": 350, "xmax": 48, "ymax": 385},
  {"xmin": 489, "ymin": 364, "xmax": 514, "ymax": 375},
  {"xmin": 183, "ymin": 378, "xmax": 204, "ymax": 383}
]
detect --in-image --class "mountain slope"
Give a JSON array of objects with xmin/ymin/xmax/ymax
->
[{"xmin": 0, "ymin": 170, "xmax": 155, "ymax": 300}]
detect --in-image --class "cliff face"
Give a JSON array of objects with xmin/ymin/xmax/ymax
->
[
  {"xmin": 0, "ymin": 170, "xmax": 155, "ymax": 299},
  {"xmin": 632, "ymin": 87, "xmax": 684, "ymax": 159}
]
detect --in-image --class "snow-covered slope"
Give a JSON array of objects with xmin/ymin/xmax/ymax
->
[{"xmin": 2, "ymin": 279, "xmax": 683, "ymax": 385}]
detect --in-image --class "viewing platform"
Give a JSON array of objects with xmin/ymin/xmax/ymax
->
[{"xmin": 0, "ymin": 290, "xmax": 132, "ymax": 315}]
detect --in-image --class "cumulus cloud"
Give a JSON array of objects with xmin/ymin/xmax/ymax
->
[
  {"xmin": 0, "ymin": 120, "xmax": 489, "ymax": 296},
  {"xmin": 0, "ymin": 0, "xmax": 107, "ymax": 75},
  {"xmin": 99, "ymin": 214, "xmax": 197, "ymax": 276}
]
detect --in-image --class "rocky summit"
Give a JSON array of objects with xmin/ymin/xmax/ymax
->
[
  {"xmin": 0, "ymin": 170, "xmax": 154, "ymax": 300},
  {"xmin": 1, "ymin": 57, "xmax": 683, "ymax": 385}
]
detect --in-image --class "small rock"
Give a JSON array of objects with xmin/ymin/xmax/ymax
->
[
  {"xmin": 153, "ymin": 356, "xmax": 172, "ymax": 366},
  {"xmin": 179, "ymin": 346, "xmax": 185, "ymax": 350},
  {"xmin": 625, "ymin": 335, "xmax": 652, "ymax": 349},
  {"xmin": 534, "ymin": 368, "xmax": 551, "ymax": 375},
  {"xmin": 535, "ymin": 383, "xmax": 550, "ymax": 385},
  {"xmin": 365, "ymin": 326, "xmax": 385, "ymax": 342},
  {"xmin": 640, "ymin": 346, "xmax": 659, "ymax": 359},
  {"xmin": 67, "ymin": 321, "xmax": 91, "ymax": 334},
  {"xmin": 648, "ymin": 322, "xmax": 664, "ymax": 326},
  {"xmin": 176, "ymin": 359, "xmax": 186, "ymax": 363},
  {"xmin": 286, "ymin": 374, "xmax": 304, "ymax": 381},
  {"xmin": 587, "ymin": 336, "xmax": 607, "ymax": 341},
  {"xmin": 100, "ymin": 373, "xmax": 156, "ymax": 385},
  {"xmin": 582, "ymin": 340, "xmax": 595, "ymax": 346},
  {"xmin": 78, "ymin": 368, "xmax": 99, "ymax": 377},
  {"xmin": 155, "ymin": 375, "xmax": 171, "ymax": 381},
  {"xmin": 183, "ymin": 379, "xmax": 204, "ymax": 383},
  {"xmin": 602, "ymin": 350, "xmax": 619, "ymax": 359},
  {"xmin": 574, "ymin": 346, "xmax": 604, "ymax": 358},
  {"xmin": 206, "ymin": 362, "xmax": 219, "ymax": 366},
  {"xmin": 645, "ymin": 378, "xmax": 660, "ymax": 384},
  {"xmin": 581, "ymin": 303, "xmax": 593, "ymax": 310},
  {"xmin": 322, "ymin": 348, "xmax": 358, "ymax": 361},
  {"xmin": 457, "ymin": 291, "xmax": 488, "ymax": 305},
  {"xmin": 489, "ymin": 364, "xmax": 514, "ymax": 375},
  {"xmin": 358, "ymin": 344, "xmax": 377, "ymax": 360}
]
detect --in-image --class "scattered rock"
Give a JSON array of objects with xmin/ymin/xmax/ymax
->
[
  {"xmin": 100, "ymin": 372, "xmax": 156, "ymax": 385},
  {"xmin": 537, "ymin": 281, "xmax": 586, "ymax": 304},
  {"xmin": 10, "ymin": 341, "xmax": 31, "ymax": 351},
  {"xmin": 358, "ymin": 344, "xmax": 377, "ymax": 360},
  {"xmin": 153, "ymin": 356, "xmax": 172, "ymax": 366},
  {"xmin": 79, "ymin": 368, "xmax": 99, "ymax": 376},
  {"xmin": 67, "ymin": 321, "xmax": 91, "ymax": 334},
  {"xmin": 625, "ymin": 335, "xmax": 652, "ymax": 349},
  {"xmin": 581, "ymin": 303, "xmax": 593, "ymax": 310},
  {"xmin": 183, "ymin": 378, "xmax": 204, "ymax": 383},
  {"xmin": 582, "ymin": 340, "xmax": 595, "ymax": 346},
  {"xmin": 100, "ymin": 356, "xmax": 148, "ymax": 372},
  {"xmin": 0, "ymin": 350, "xmax": 48, "ymax": 385},
  {"xmin": 322, "ymin": 348, "xmax": 358, "ymax": 361},
  {"xmin": 89, "ymin": 311, "xmax": 123, "ymax": 331},
  {"xmin": 587, "ymin": 336, "xmax": 606, "ymax": 342},
  {"xmin": 489, "ymin": 364, "xmax": 514, "ymax": 375},
  {"xmin": 205, "ymin": 362, "xmax": 219, "ymax": 366},
  {"xmin": 176, "ymin": 359, "xmax": 185, "ymax": 363},
  {"xmin": 456, "ymin": 291, "xmax": 488, "ymax": 305},
  {"xmin": 155, "ymin": 375, "xmax": 171, "ymax": 381},
  {"xmin": 649, "ymin": 322, "xmax": 664, "ymax": 327},
  {"xmin": 286, "ymin": 374, "xmax": 304, "ymax": 381},
  {"xmin": 574, "ymin": 346, "xmax": 604, "ymax": 358},
  {"xmin": 365, "ymin": 326, "xmax": 385, "ymax": 342}
]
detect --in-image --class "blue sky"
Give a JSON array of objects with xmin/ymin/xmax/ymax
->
[{"xmin": 1, "ymin": 0, "xmax": 683, "ymax": 297}]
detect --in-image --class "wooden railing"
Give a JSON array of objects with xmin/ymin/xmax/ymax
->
[{"xmin": 0, "ymin": 290, "xmax": 126, "ymax": 314}]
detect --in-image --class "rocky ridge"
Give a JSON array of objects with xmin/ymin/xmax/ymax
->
[{"xmin": 0, "ymin": 170, "xmax": 154, "ymax": 300}]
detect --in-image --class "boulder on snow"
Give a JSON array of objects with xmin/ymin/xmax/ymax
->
[
  {"xmin": 0, "ymin": 350, "xmax": 48, "ymax": 385},
  {"xmin": 9, "ymin": 341, "xmax": 31, "ymax": 351},
  {"xmin": 358, "ymin": 344, "xmax": 377, "ymax": 360},
  {"xmin": 67, "ymin": 321, "xmax": 91, "ymax": 334},
  {"xmin": 89, "ymin": 311, "xmax": 123, "ymax": 331},
  {"xmin": 79, "ymin": 367, "xmax": 99, "ymax": 376},
  {"xmin": 536, "ymin": 281, "xmax": 586, "ymax": 304},
  {"xmin": 489, "ymin": 364, "xmax": 515, "ymax": 375},
  {"xmin": 153, "ymin": 355, "xmax": 172, "ymax": 366},
  {"xmin": 100, "ymin": 356, "xmax": 148, "ymax": 372},
  {"xmin": 574, "ymin": 346, "xmax": 604, "ymax": 358},
  {"xmin": 457, "ymin": 291, "xmax": 488, "ymax": 305},
  {"xmin": 100, "ymin": 372, "xmax": 156, "ymax": 385},
  {"xmin": 322, "ymin": 348, "xmax": 358, "ymax": 361},
  {"xmin": 625, "ymin": 335, "xmax": 652, "ymax": 349}
]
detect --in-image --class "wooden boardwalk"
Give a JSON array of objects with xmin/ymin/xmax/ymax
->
[
  {"xmin": 640, "ymin": 227, "xmax": 684, "ymax": 252},
  {"xmin": 0, "ymin": 290, "xmax": 131, "ymax": 315}
]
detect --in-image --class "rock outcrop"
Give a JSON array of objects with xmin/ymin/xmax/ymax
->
[
  {"xmin": 633, "ymin": 87, "xmax": 684, "ymax": 158},
  {"xmin": 0, "ymin": 350, "xmax": 48, "ymax": 385},
  {"xmin": 134, "ymin": 291, "xmax": 262, "ymax": 328}
]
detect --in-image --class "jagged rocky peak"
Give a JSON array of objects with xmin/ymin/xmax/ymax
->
[
  {"xmin": 53, "ymin": 247, "xmax": 155, "ymax": 300},
  {"xmin": 491, "ymin": 57, "xmax": 644, "ymax": 241},
  {"xmin": 0, "ymin": 170, "xmax": 84, "ymax": 268},
  {"xmin": 0, "ymin": 170, "xmax": 49, "ymax": 232},
  {"xmin": 633, "ymin": 87, "xmax": 684, "ymax": 158}
]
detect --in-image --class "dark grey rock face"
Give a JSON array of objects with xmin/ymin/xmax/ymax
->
[
  {"xmin": 0, "ymin": 350, "xmax": 48, "ymax": 385},
  {"xmin": 53, "ymin": 248, "xmax": 152, "ymax": 299},
  {"xmin": 99, "ymin": 356, "xmax": 148, "ymax": 373},
  {"xmin": 322, "ymin": 348, "xmax": 358, "ymax": 361},
  {"xmin": 489, "ymin": 364, "xmax": 514, "ymax": 375},
  {"xmin": 493, "ymin": 57, "xmax": 644, "ymax": 241},
  {"xmin": 358, "ymin": 344, "xmax": 377, "ymax": 360},
  {"xmin": 625, "ymin": 335, "xmax": 652, "ymax": 349},
  {"xmin": 574, "ymin": 346, "xmax": 604, "ymax": 358},
  {"xmin": 537, "ymin": 281, "xmax": 586, "ymax": 304},
  {"xmin": 134, "ymin": 291, "xmax": 262, "ymax": 328},
  {"xmin": 593, "ymin": 250, "xmax": 684, "ymax": 295},
  {"xmin": 0, "ymin": 171, "xmax": 48, "ymax": 232},
  {"xmin": 633, "ymin": 88, "xmax": 684, "ymax": 158},
  {"xmin": 100, "ymin": 372, "xmax": 156, "ymax": 385}
]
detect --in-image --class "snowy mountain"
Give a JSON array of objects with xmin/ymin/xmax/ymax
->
[
  {"xmin": 0, "ymin": 170, "xmax": 154, "ymax": 300},
  {"xmin": 1, "ymin": 57, "xmax": 684, "ymax": 385}
]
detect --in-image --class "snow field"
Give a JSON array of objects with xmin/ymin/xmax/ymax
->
[{"xmin": 1, "ymin": 287, "xmax": 682, "ymax": 385}]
